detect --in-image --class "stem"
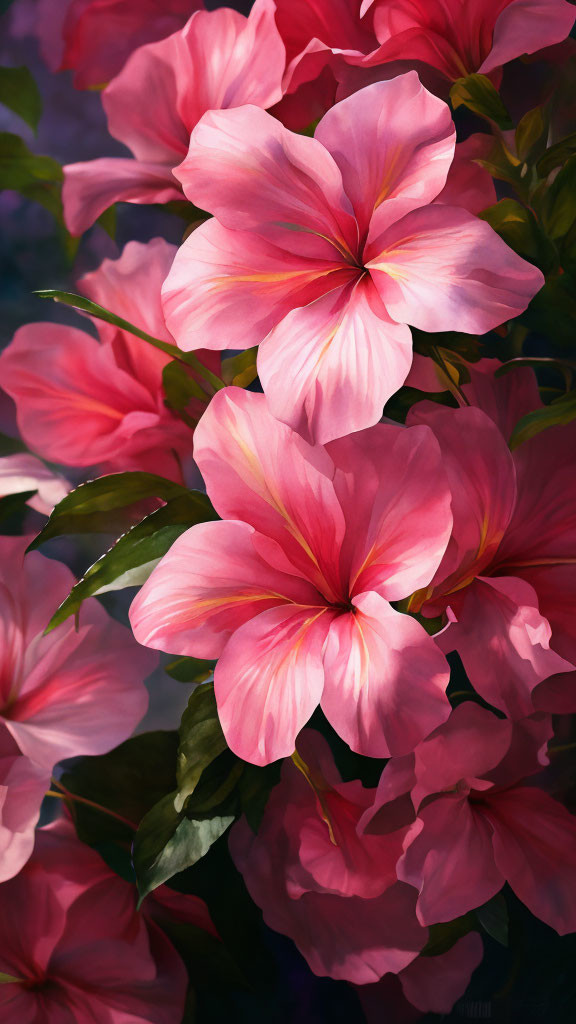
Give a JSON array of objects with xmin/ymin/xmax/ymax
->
[
  {"xmin": 431, "ymin": 346, "xmax": 471, "ymax": 407},
  {"xmin": 548, "ymin": 741, "xmax": 576, "ymax": 756},
  {"xmin": 47, "ymin": 779, "xmax": 138, "ymax": 831}
]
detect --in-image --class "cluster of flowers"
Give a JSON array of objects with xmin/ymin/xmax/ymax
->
[{"xmin": 1, "ymin": 0, "xmax": 575, "ymax": 1020}]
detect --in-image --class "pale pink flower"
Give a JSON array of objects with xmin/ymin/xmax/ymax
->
[
  {"xmin": 363, "ymin": 702, "xmax": 576, "ymax": 934},
  {"xmin": 406, "ymin": 363, "xmax": 576, "ymax": 716},
  {"xmin": 163, "ymin": 73, "xmax": 543, "ymax": 444},
  {"xmin": 230, "ymin": 729, "xmax": 428, "ymax": 983},
  {"xmin": 0, "ymin": 817, "xmax": 214, "ymax": 1023},
  {"xmin": 0, "ymin": 535, "xmax": 153, "ymax": 881},
  {"xmin": 130, "ymin": 387, "xmax": 452, "ymax": 764},
  {"xmin": 63, "ymin": 0, "xmax": 285, "ymax": 234},
  {"xmin": 0, "ymin": 239, "xmax": 216, "ymax": 481},
  {"xmin": 271, "ymin": 0, "xmax": 575, "ymax": 127},
  {"xmin": 0, "ymin": 454, "xmax": 69, "ymax": 516}
]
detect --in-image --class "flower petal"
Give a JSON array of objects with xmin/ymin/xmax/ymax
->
[
  {"xmin": 481, "ymin": 0, "xmax": 576, "ymax": 73},
  {"xmin": 315, "ymin": 73, "xmax": 455, "ymax": 237},
  {"xmin": 129, "ymin": 520, "xmax": 321, "ymax": 659},
  {"xmin": 367, "ymin": 204, "xmax": 544, "ymax": 334},
  {"xmin": 322, "ymin": 592, "xmax": 450, "ymax": 758},
  {"xmin": 63, "ymin": 158, "xmax": 181, "ymax": 235},
  {"xmin": 215, "ymin": 605, "xmax": 333, "ymax": 765},
  {"xmin": 258, "ymin": 277, "xmax": 413, "ymax": 444}
]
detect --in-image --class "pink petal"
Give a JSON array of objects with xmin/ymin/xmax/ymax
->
[
  {"xmin": 6, "ymin": 602, "xmax": 151, "ymax": 767},
  {"xmin": 328, "ymin": 420, "xmax": 452, "ymax": 600},
  {"xmin": 63, "ymin": 158, "xmax": 182, "ymax": 236},
  {"xmin": 215, "ymin": 604, "xmax": 333, "ymax": 764},
  {"xmin": 407, "ymin": 405, "xmax": 517, "ymax": 596},
  {"xmin": 399, "ymin": 933, "xmax": 484, "ymax": 1014},
  {"xmin": 174, "ymin": 104, "xmax": 358, "ymax": 255},
  {"xmin": 486, "ymin": 786, "xmax": 576, "ymax": 934},
  {"xmin": 322, "ymin": 592, "xmax": 450, "ymax": 758},
  {"xmin": 162, "ymin": 217, "xmax": 353, "ymax": 353},
  {"xmin": 129, "ymin": 520, "xmax": 322, "ymax": 659},
  {"xmin": 412, "ymin": 702, "xmax": 513, "ymax": 808},
  {"xmin": 462, "ymin": 357, "xmax": 543, "ymax": 442},
  {"xmin": 0, "ymin": 454, "xmax": 69, "ymax": 516},
  {"xmin": 258, "ymin": 277, "xmax": 413, "ymax": 444},
  {"xmin": 315, "ymin": 73, "xmax": 455, "ymax": 237},
  {"xmin": 192, "ymin": 388, "xmax": 346, "ymax": 602},
  {"xmin": 398, "ymin": 795, "xmax": 505, "ymax": 925},
  {"xmin": 0, "ymin": 323, "xmax": 162, "ymax": 468},
  {"xmin": 439, "ymin": 575, "xmax": 573, "ymax": 717},
  {"xmin": 481, "ymin": 0, "xmax": 576, "ymax": 73},
  {"xmin": 366, "ymin": 204, "xmax": 544, "ymax": 334},
  {"xmin": 435, "ymin": 134, "xmax": 497, "ymax": 215}
]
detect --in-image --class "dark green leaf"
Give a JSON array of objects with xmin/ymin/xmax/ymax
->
[
  {"xmin": 0, "ymin": 66, "xmax": 42, "ymax": 131},
  {"xmin": 515, "ymin": 105, "xmax": 548, "ymax": 163},
  {"xmin": 0, "ymin": 132, "xmax": 62, "ymax": 190},
  {"xmin": 96, "ymin": 204, "xmax": 116, "ymax": 239},
  {"xmin": 476, "ymin": 892, "xmax": 509, "ymax": 946},
  {"xmin": 34, "ymin": 290, "xmax": 224, "ymax": 391},
  {"xmin": 422, "ymin": 913, "xmax": 477, "ymax": 956},
  {"xmin": 166, "ymin": 656, "xmax": 217, "ymax": 683},
  {"xmin": 0, "ymin": 432, "xmax": 27, "ymax": 456},
  {"xmin": 0, "ymin": 972, "xmax": 23, "ymax": 984},
  {"xmin": 509, "ymin": 388, "xmax": 576, "ymax": 448},
  {"xmin": 450, "ymin": 74, "xmax": 514, "ymax": 130},
  {"xmin": 176, "ymin": 684, "xmax": 227, "ymax": 813},
  {"xmin": 162, "ymin": 359, "xmax": 209, "ymax": 410},
  {"xmin": 28, "ymin": 471, "xmax": 190, "ymax": 549},
  {"xmin": 134, "ymin": 793, "xmax": 233, "ymax": 900},
  {"xmin": 45, "ymin": 491, "xmax": 216, "ymax": 630},
  {"xmin": 540, "ymin": 155, "xmax": 576, "ymax": 240},
  {"xmin": 537, "ymin": 131, "xmax": 576, "ymax": 178},
  {"xmin": 0, "ymin": 490, "xmax": 36, "ymax": 526},
  {"xmin": 237, "ymin": 762, "xmax": 281, "ymax": 833},
  {"xmin": 518, "ymin": 272, "xmax": 576, "ymax": 345},
  {"xmin": 59, "ymin": 730, "xmax": 179, "ymax": 855},
  {"xmin": 479, "ymin": 198, "xmax": 557, "ymax": 273},
  {"xmin": 221, "ymin": 348, "xmax": 258, "ymax": 388}
]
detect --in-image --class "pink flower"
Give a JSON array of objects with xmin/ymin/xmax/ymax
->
[
  {"xmin": 130, "ymin": 387, "xmax": 452, "ymax": 765},
  {"xmin": 0, "ymin": 535, "xmax": 153, "ymax": 881},
  {"xmin": 162, "ymin": 73, "xmax": 543, "ymax": 444},
  {"xmin": 406, "ymin": 363, "xmax": 576, "ymax": 716},
  {"xmin": 36, "ymin": 0, "xmax": 201, "ymax": 88},
  {"xmin": 271, "ymin": 0, "xmax": 575, "ymax": 125},
  {"xmin": 364, "ymin": 702, "xmax": 576, "ymax": 934},
  {"xmin": 356, "ymin": 933, "xmax": 484, "ymax": 1018},
  {"xmin": 0, "ymin": 239, "xmax": 216, "ymax": 481},
  {"xmin": 230, "ymin": 729, "xmax": 428, "ymax": 983},
  {"xmin": 0, "ymin": 454, "xmax": 69, "ymax": 516},
  {"xmin": 63, "ymin": 0, "xmax": 285, "ymax": 234},
  {"xmin": 0, "ymin": 817, "xmax": 214, "ymax": 1023}
]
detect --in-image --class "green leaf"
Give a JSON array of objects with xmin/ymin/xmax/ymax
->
[
  {"xmin": 540, "ymin": 155, "xmax": 576, "ymax": 240},
  {"xmin": 28, "ymin": 471, "xmax": 190, "ymax": 549},
  {"xmin": 176, "ymin": 683, "xmax": 228, "ymax": 813},
  {"xmin": 479, "ymin": 198, "xmax": 557, "ymax": 273},
  {"xmin": 221, "ymin": 348, "xmax": 258, "ymax": 388},
  {"xmin": 515, "ymin": 105, "xmax": 548, "ymax": 163},
  {"xmin": 422, "ymin": 913, "xmax": 477, "ymax": 956},
  {"xmin": 96, "ymin": 204, "xmax": 116, "ymax": 239},
  {"xmin": 475, "ymin": 136, "xmax": 525, "ymax": 192},
  {"xmin": 537, "ymin": 131, "xmax": 576, "ymax": 178},
  {"xmin": 0, "ymin": 432, "xmax": 27, "ymax": 456},
  {"xmin": 133, "ymin": 793, "xmax": 233, "ymax": 900},
  {"xmin": 0, "ymin": 66, "xmax": 42, "ymax": 131},
  {"xmin": 450, "ymin": 74, "xmax": 514, "ymax": 130},
  {"xmin": 476, "ymin": 892, "xmax": 509, "ymax": 946},
  {"xmin": 509, "ymin": 388, "xmax": 576, "ymax": 448},
  {"xmin": 0, "ymin": 490, "xmax": 36, "ymax": 526},
  {"xmin": 0, "ymin": 132, "xmax": 62, "ymax": 190},
  {"xmin": 45, "ymin": 491, "xmax": 216, "ymax": 630},
  {"xmin": 34, "ymin": 290, "xmax": 225, "ymax": 392},
  {"xmin": 518, "ymin": 272, "xmax": 576, "ymax": 346},
  {"xmin": 166, "ymin": 656, "xmax": 217, "ymax": 683},
  {"xmin": 59, "ymin": 730, "xmax": 179, "ymax": 853},
  {"xmin": 162, "ymin": 359, "xmax": 209, "ymax": 410},
  {"xmin": 0, "ymin": 972, "xmax": 23, "ymax": 984}
]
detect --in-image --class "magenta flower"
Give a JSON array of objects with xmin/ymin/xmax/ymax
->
[
  {"xmin": 63, "ymin": 0, "xmax": 285, "ymax": 233},
  {"xmin": 0, "ymin": 818, "xmax": 215, "ymax": 1023},
  {"xmin": 0, "ymin": 536, "xmax": 154, "ymax": 882},
  {"xmin": 406, "ymin": 364, "xmax": 576, "ymax": 717},
  {"xmin": 230, "ymin": 729, "xmax": 428, "ymax": 983},
  {"xmin": 363, "ymin": 702, "xmax": 576, "ymax": 933},
  {"xmin": 162, "ymin": 73, "xmax": 543, "ymax": 443},
  {"xmin": 130, "ymin": 387, "xmax": 452, "ymax": 764},
  {"xmin": 0, "ymin": 239, "xmax": 216, "ymax": 481}
]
